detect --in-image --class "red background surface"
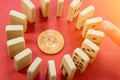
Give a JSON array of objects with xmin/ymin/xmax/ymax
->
[{"xmin": 0, "ymin": 0, "xmax": 120, "ymax": 80}]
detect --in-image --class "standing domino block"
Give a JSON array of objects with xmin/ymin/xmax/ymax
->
[
  {"xmin": 86, "ymin": 29, "xmax": 105, "ymax": 45},
  {"xmin": 57, "ymin": 0, "xmax": 64, "ymax": 17},
  {"xmin": 47, "ymin": 60, "xmax": 56, "ymax": 80},
  {"xmin": 9, "ymin": 10, "xmax": 27, "ymax": 32},
  {"xmin": 67, "ymin": 0, "xmax": 82, "ymax": 22},
  {"xmin": 72, "ymin": 48, "xmax": 90, "ymax": 73},
  {"xmin": 81, "ymin": 39, "xmax": 100, "ymax": 63},
  {"xmin": 27, "ymin": 57, "xmax": 42, "ymax": 80},
  {"xmin": 7, "ymin": 37, "xmax": 25, "ymax": 58},
  {"xmin": 40, "ymin": 0, "xmax": 50, "ymax": 17},
  {"xmin": 82, "ymin": 17, "xmax": 103, "ymax": 38},
  {"xmin": 76, "ymin": 5, "xmax": 95, "ymax": 30},
  {"xmin": 6, "ymin": 25, "xmax": 24, "ymax": 40},
  {"xmin": 61, "ymin": 54, "xmax": 76, "ymax": 80},
  {"xmin": 14, "ymin": 48, "xmax": 32, "ymax": 71},
  {"xmin": 21, "ymin": 0, "xmax": 36, "ymax": 23}
]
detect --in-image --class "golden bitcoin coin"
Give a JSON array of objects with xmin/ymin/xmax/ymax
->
[{"xmin": 37, "ymin": 29, "xmax": 64, "ymax": 54}]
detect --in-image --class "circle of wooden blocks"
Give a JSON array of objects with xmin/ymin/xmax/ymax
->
[
  {"xmin": 72, "ymin": 48, "xmax": 90, "ymax": 73},
  {"xmin": 47, "ymin": 60, "xmax": 56, "ymax": 80},
  {"xmin": 6, "ymin": 25, "xmax": 24, "ymax": 40},
  {"xmin": 7, "ymin": 37, "xmax": 25, "ymax": 58},
  {"xmin": 9, "ymin": 10, "xmax": 27, "ymax": 32},
  {"xmin": 5, "ymin": 0, "xmax": 107, "ymax": 79},
  {"xmin": 14, "ymin": 48, "xmax": 32, "ymax": 71},
  {"xmin": 81, "ymin": 39, "xmax": 100, "ymax": 63},
  {"xmin": 27, "ymin": 57, "xmax": 42, "ymax": 80},
  {"xmin": 61, "ymin": 54, "xmax": 76, "ymax": 80},
  {"xmin": 21, "ymin": 0, "xmax": 36, "ymax": 23},
  {"xmin": 86, "ymin": 29, "xmax": 105, "ymax": 45}
]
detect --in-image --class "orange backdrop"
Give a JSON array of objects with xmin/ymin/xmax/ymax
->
[{"xmin": 0, "ymin": 0, "xmax": 120, "ymax": 80}]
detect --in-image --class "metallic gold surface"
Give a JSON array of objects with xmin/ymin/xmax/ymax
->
[{"xmin": 37, "ymin": 29, "xmax": 64, "ymax": 54}]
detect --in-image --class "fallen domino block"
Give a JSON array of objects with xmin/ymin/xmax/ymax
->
[
  {"xmin": 86, "ymin": 29, "xmax": 104, "ymax": 45},
  {"xmin": 72, "ymin": 48, "xmax": 90, "ymax": 73},
  {"xmin": 40, "ymin": 0, "xmax": 50, "ymax": 17},
  {"xmin": 82, "ymin": 17, "xmax": 103, "ymax": 38},
  {"xmin": 21, "ymin": 0, "xmax": 36, "ymax": 23},
  {"xmin": 81, "ymin": 39, "xmax": 100, "ymax": 63},
  {"xmin": 101, "ymin": 20, "xmax": 120, "ymax": 46},
  {"xmin": 9, "ymin": 10, "xmax": 27, "ymax": 32},
  {"xmin": 67, "ymin": 0, "xmax": 82, "ymax": 22},
  {"xmin": 47, "ymin": 60, "xmax": 56, "ymax": 80},
  {"xmin": 61, "ymin": 54, "xmax": 76, "ymax": 80},
  {"xmin": 76, "ymin": 5, "xmax": 95, "ymax": 30},
  {"xmin": 7, "ymin": 37, "xmax": 25, "ymax": 58},
  {"xmin": 57, "ymin": 0, "xmax": 64, "ymax": 17},
  {"xmin": 6, "ymin": 25, "xmax": 24, "ymax": 40},
  {"xmin": 27, "ymin": 57, "xmax": 42, "ymax": 80},
  {"xmin": 14, "ymin": 48, "xmax": 32, "ymax": 71}
]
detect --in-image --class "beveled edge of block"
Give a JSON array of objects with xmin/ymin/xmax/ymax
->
[
  {"xmin": 48, "ymin": 60, "xmax": 56, "ymax": 77},
  {"xmin": 87, "ymin": 29, "xmax": 105, "ymax": 37},
  {"xmin": 27, "ymin": 57, "xmax": 42, "ymax": 80},
  {"xmin": 7, "ymin": 37, "xmax": 25, "ymax": 46},
  {"xmin": 28, "ymin": 57, "xmax": 42, "ymax": 73},
  {"xmin": 14, "ymin": 48, "xmax": 32, "ymax": 62},
  {"xmin": 62, "ymin": 54, "xmax": 76, "ymax": 74},
  {"xmin": 80, "ymin": 5, "xmax": 95, "ymax": 16},
  {"xmin": 85, "ymin": 17, "xmax": 103, "ymax": 25},
  {"xmin": 70, "ymin": 0, "xmax": 81, "ymax": 8},
  {"xmin": 22, "ymin": 0, "xmax": 35, "ymax": 10},
  {"xmin": 9, "ymin": 10, "xmax": 27, "ymax": 20},
  {"xmin": 6, "ymin": 25, "xmax": 24, "ymax": 31}
]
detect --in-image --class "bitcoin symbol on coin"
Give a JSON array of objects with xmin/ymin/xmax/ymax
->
[{"xmin": 37, "ymin": 29, "xmax": 64, "ymax": 54}]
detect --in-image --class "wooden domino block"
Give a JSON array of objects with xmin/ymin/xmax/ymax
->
[
  {"xmin": 27, "ymin": 57, "xmax": 42, "ymax": 80},
  {"xmin": 72, "ymin": 48, "xmax": 90, "ymax": 73},
  {"xmin": 76, "ymin": 5, "xmax": 95, "ymax": 30},
  {"xmin": 9, "ymin": 10, "xmax": 27, "ymax": 32},
  {"xmin": 67, "ymin": 0, "xmax": 82, "ymax": 22},
  {"xmin": 47, "ymin": 60, "xmax": 56, "ymax": 80},
  {"xmin": 61, "ymin": 54, "xmax": 76, "ymax": 80},
  {"xmin": 7, "ymin": 37, "xmax": 25, "ymax": 58},
  {"xmin": 6, "ymin": 25, "xmax": 24, "ymax": 40},
  {"xmin": 14, "ymin": 48, "xmax": 32, "ymax": 71},
  {"xmin": 86, "ymin": 29, "xmax": 105, "ymax": 45},
  {"xmin": 81, "ymin": 39, "xmax": 100, "ymax": 63},
  {"xmin": 57, "ymin": 0, "xmax": 64, "ymax": 17},
  {"xmin": 82, "ymin": 17, "xmax": 103, "ymax": 38},
  {"xmin": 40, "ymin": 0, "xmax": 50, "ymax": 17},
  {"xmin": 21, "ymin": 0, "xmax": 36, "ymax": 23}
]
